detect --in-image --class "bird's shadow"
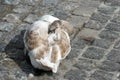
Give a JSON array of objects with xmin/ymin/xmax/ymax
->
[{"xmin": 4, "ymin": 30, "xmax": 53, "ymax": 76}]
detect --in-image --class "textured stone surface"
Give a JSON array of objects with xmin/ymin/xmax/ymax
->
[
  {"xmin": 13, "ymin": 5, "xmax": 32, "ymax": 14},
  {"xmin": 111, "ymin": 15, "xmax": 120, "ymax": 24},
  {"xmin": 98, "ymin": 60, "xmax": 120, "ymax": 71},
  {"xmin": 105, "ymin": 22, "xmax": 120, "ymax": 32},
  {"xmin": 92, "ymin": 39, "xmax": 112, "ymax": 49},
  {"xmin": 114, "ymin": 40, "xmax": 120, "ymax": 49},
  {"xmin": 66, "ymin": 48, "xmax": 81, "ymax": 59},
  {"xmin": 107, "ymin": 50, "xmax": 120, "ymax": 63},
  {"xmin": 2, "ymin": 0, "xmax": 20, "ymax": 5},
  {"xmin": 90, "ymin": 12, "xmax": 111, "ymax": 24},
  {"xmin": 24, "ymin": 14, "xmax": 39, "ymax": 23},
  {"xmin": 99, "ymin": 30, "xmax": 119, "ymax": 41},
  {"xmin": 3, "ymin": 13, "xmax": 21, "ymax": 23},
  {"xmin": 90, "ymin": 70, "xmax": 113, "ymax": 80},
  {"xmin": 0, "ymin": 22, "xmax": 14, "ymax": 32},
  {"xmin": 98, "ymin": 3, "xmax": 116, "ymax": 15},
  {"xmin": 74, "ymin": 58, "xmax": 97, "ymax": 71},
  {"xmin": 105, "ymin": 0, "xmax": 120, "ymax": 6},
  {"xmin": 84, "ymin": 20, "xmax": 103, "ymax": 30},
  {"xmin": 77, "ymin": 28, "xmax": 99, "ymax": 40},
  {"xmin": 64, "ymin": 69, "xmax": 86, "ymax": 80},
  {"xmin": 82, "ymin": 47, "xmax": 105, "ymax": 60},
  {"xmin": 67, "ymin": 15, "xmax": 88, "ymax": 28}
]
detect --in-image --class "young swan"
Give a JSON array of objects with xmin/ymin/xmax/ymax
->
[
  {"xmin": 24, "ymin": 15, "xmax": 60, "ymax": 71},
  {"xmin": 38, "ymin": 21, "xmax": 71, "ymax": 73}
]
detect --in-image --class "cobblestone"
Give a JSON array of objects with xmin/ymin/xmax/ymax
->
[
  {"xmin": 105, "ymin": 22, "xmax": 120, "ymax": 32},
  {"xmin": 84, "ymin": 20, "xmax": 103, "ymax": 30},
  {"xmin": 90, "ymin": 12, "xmax": 111, "ymax": 24},
  {"xmin": 82, "ymin": 47, "xmax": 105, "ymax": 60},
  {"xmin": 0, "ymin": 0, "xmax": 120, "ymax": 80},
  {"xmin": 99, "ymin": 30, "xmax": 119, "ymax": 41},
  {"xmin": 107, "ymin": 49, "xmax": 120, "ymax": 63},
  {"xmin": 92, "ymin": 39, "xmax": 112, "ymax": 49},
  {"xmin": 90, "ymin": 70, "xmax": 114, "ymax": 80}
]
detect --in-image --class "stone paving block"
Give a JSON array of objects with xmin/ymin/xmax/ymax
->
[
  {"xmin": 114, "ymin": 40, "xmax": 120, "ymax": 49},
  {"xmin": 66, "ymin": 48, "xmax": 82, "ymax": 59},
  {"xmin": 57, "ymin": 1, "xmax": 79, "ymax": 12},
  {"xmin": 90, "ymin": 12, "xmax": 111, "ymax": 24},
  {"xmin": 72, "ymin": 6, "xmax": 95, "ymax": 17},
  {"xmin": 71, "ymin": 37, "xmax": 87, "ymax": 49},
  {"xmin": 98, "ymin": 3, "xmax": 116, "ymax": 15},
  {"xmin": 99, "ymin": 30, "xmax": 119, "ymax": 41},
  {"xmin": 90, "ymin": 70, "xmax": 113, "ymax": 80},
  {"xmin": 53, "ymin": 10, "xmax": 70, "ymax": 20},
  {"xmin": 41, "ymin": 0, "xmax": 60, "ymax": 6},
  {"xmin": 20, "ymin": 0, "xmax": 42, "ymax": 6},
  {"xmin": 72, "ymin": 0, "xmax": 100, "ymax": 17},
  {"xmin": 105, "ymin": 0, "xmax": 120, "ymax": 6},
  {"xmin": 84, "ymin": 20, "xmax": 103, "ymax": 30},
  {"xmin": 82, "ymin": 47, "xmax": 105, "ymax": 60},
  {"xmin": 77, "ymin": 28, "xmax": 99, "ymax": 40},
  {"xmin": 3, "ymin": 13, "xmax": 21, "ymax": 23},
  {"xmin": 64, "ymin": 69, "xmax": 86, "ymax": 80},
  {"xmin": 24, "ymin": 14, "xmax": 39, "ymax": 23},
  {"xmin": 107, "ymin": 49, "xmax": 120, "ymax": 63},
  {"xmin": 74, "ymin": 58, "xmax": 97, "ymax": 71},
  {"xmin": 111, "ymin": 15, "xmax": 120, "ymax": 24},
  {"xmin": 1, "ymin": 0, "xmax": 20, "ymax": 5},
  {"xmin": 98, "ymin": 60, "xmax": 120, "ymax": 71},
  {"xmin": 105, "ymin": 22, "xmax": 120, "ymax": 32},
  {"xmin": 67, "ymin": 15, "xmax": 88, "ymax": 29},
  {"xmin": 0, "ymin": 22, "xmax": 14, "ymax": 32},
  {"xmin": 92, "ymin": 39, "xmax": 112, "ymax": 49},
  {"xmin": 13, "ymin": 5, "xmax": 32, "ymax": 14}
]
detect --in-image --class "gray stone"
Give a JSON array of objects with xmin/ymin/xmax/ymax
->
[
  {"xmin": 41, "ymin": 0, "xmax": 60, "ymax": 6},
  {"xmin": 98, "ymin": 3, "xmax": 116, "ymax": 15},
  {"xmin": 90, "ymin": 70, "xmax": 113, "ymax": 80},
  {"xmin": 74, "ymin": 58, "xmax": 97, "ymax": 71},
  {"xmin": 77, "ymin": 28, "xmax": 99, "ymax": 40},
  {"xmin": 20, "ymin": 0, "xmax": 42, "ymax": 6},
  {"xmin": 64, "ymin": 69, "xmax": 86, "ymax": 80},
  {"xmin": 0, "ymin": 43, "xmax": 6, "ymax": 52},
  {"xmin": 107, "ymin": 50, "xmax": 120, "ymax": 63},
  {"xmin": 24, "ymin": 14, "xmax": 39, "ymax": 23},
  {"xmin": 66, "ymin": 48, "xmax": 81, "ymax": 59},
  {"xmin": 2, "ymin": 0, "xmax": 20, "ymax": 5},
  {"xmin": 57, "ymin": 1, "xmax": 79, "ymax": 12},
  {"xmin": 3, "ymin": 13, "xmax": 21, "ymax": 23},
  {"xmin": 98, "ymin": 60, "xmax": 120, "ymax": 71},
  {"xmin": 67, "ymin": 15, "xmax": 88, "ymax": 28},
  {"xmin": 71, "ymin": 37, "xmax": 87, "ymax": 49},
  {"xmin": 82, "ymin": 47, "xmax": 105, "ymax": 60},
  {"xmin": 84, "ymin": 20, "xmax": 103, "ymax": 30},
  {"xmin": 72, "ymin": 6, "xmax": 96, "ymax": 17},
  {"xmin": 54, "ymin": 10, "xmax": 70, "ymax": 20},
  {"xmin": 0, "ymin": 5, "xmax": 14, "ymax": 21},
  {"xmin": 99, "ymin": 30, "xmax": 119, "ymax": 41},
  {"xmin": 92, "ymin": 39, "xmax": 112, "ymax": 49},
  {"xmin": 90, "ymin": 12, "xmax": 111, "ymax": 24},
  {"xmin": 111, "ymin": 15, "xmax": 120, "ymax": 24},
  {"xmin": 72, "ymin": 0, "xmax": 100, "ymax": 17},
  {"xmin": 0, "ymin": 22, "xmax": 14, "ymax": 32},
  {"xmin": 114, "ymin": 40, "xmax": 120, "ymax": 49},
  {"xmin": 105, "ymin": 22, "xmax": 120, "ymax": 32},
  {"xmin": 13, "ymin": 5, "xmax": 32, "ymax": 13},
  {"xmin": 105, "ymin": 0, "xmax": 120, "ymax": 6}
]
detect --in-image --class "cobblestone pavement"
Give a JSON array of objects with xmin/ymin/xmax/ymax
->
[{"xmin": 0, "ymin": 0, "xmax": 120, "ymax": 80}]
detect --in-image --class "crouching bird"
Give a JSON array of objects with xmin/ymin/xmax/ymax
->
[{"xmin": 23, "ymin": 15, "xmax": 72, "ymax": 73}]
